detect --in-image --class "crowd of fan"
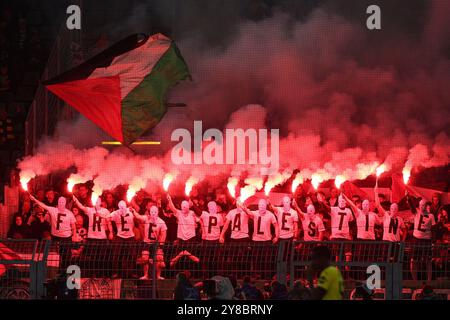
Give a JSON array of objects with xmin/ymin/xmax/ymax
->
[
  {"xmin": 8, "ymin": 182, "xmax": 449, "ymax": 243},
  {"xmin": 4, "ymin": 180, "xmax": 449, "ymax": 288}
]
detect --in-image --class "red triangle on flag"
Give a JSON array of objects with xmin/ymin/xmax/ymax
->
[
  {"xmin": 341, "ymin": 181, "xmax": 368, "ymax": 199},
  {"xmin": 391, "ymin": 173, "xmax": 421, "ymax": 203},
  {"xmin": 46, "ymin": 76, "xmax": 124, "ymax": 142}
]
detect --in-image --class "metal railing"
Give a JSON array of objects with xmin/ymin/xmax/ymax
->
[{"xmin": 0, "ymin": 239, "xmax": 448, "ymax": 300}]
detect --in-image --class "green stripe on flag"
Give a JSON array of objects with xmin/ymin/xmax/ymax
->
[{"xmin": 121, "ymin": 43, "xmax": 191, "ymax": 145}]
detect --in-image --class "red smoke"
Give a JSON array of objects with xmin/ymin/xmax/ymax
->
[{"xmin": 18, "ymin": 3, "xmax": 450, "ymax": 195}]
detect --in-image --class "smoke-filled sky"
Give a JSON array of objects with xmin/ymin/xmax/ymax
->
[{"xmin": 19, "ymin": 0, "xmax": 450, "ymax": 195}]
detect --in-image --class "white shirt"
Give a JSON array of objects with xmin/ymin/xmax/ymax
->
[
  {"xmin": 174, "ymin": 210, "xmax": 199, "ymax": 241},
  {"xmin": 413, "ymin": 212, "xmax": 436, "ymax": 240},
  {"xmin": 141, "ymin": 216, "xmax": 167, "ymax": 243},
  {"xmin": 226, "ymin": 209, "xmax": 249, "ymax": 239},
  {"xmin": 250, "ymin": 210, "xmax": 277, "ymax": 241},
  {"xmin": 330, "ymin": 207, "xmax": 354, "ymax": 240},
  {"xmin": 86, "ymin": 207, "xmax": 110, "ymax": 240},
  {"xmin": 301, "ymin": 215, "xmax": 326, "ymax": 241},
  {"xmin": 200, "ymin": 211, "xmax": 224, "ymax": 241},
  {"xmin": 382, "ymin": 214, "xmax": 405, "ymax": 242},
  {"xmin": 46, "ymin": 207, "xmax": 76, "ymax": 238},
  {"xmin": 274, "ymin": 208, "xmax": 298, "ymax": 239},
  {"xmin": 110, "ymin": 209, "xmax": 135, "ymax": 239},
  {"xmin": 355, "ymin": 210, "xmax": 379, "ymax": 240}
]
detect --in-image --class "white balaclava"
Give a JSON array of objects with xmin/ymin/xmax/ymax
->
[
  {"xmin": 419, "ymin": 199, "xmax": 427, "ymax": 214},
  {"xmin": 208, "ymin": 201, "xmax": 218, "ymax": 215},
  {"xmin": 307, "ymin": 204, "xmax": 316, "ymax": 218},
  {"xmin": 57, "ymin": 197, "xmax": 67, "ymax": 212},
  {"xmin": 258, "ymin": 199, "xmax": 267, "ymax": 214},
  {"xmin": 390, "ymin": 203, "xmax": 399, "ymax": 217},
  {"xmin": 150, "ymin": 206, "xmax": 159, "ymax": 219},
  {"xmin": 181, "ymin": 200, "xmax": 190, "ymax": 214},
  {"xmin": 118, "ymin": 200, "xmax": 127, "ymax": 213},
  {"xmin": 338, "ymin": 195, "xmax": 346, "ymax": 209},
  {"xmin": 362, "ymin": 200, "xmax": 370, "ymax": 213},
  {"xmin": 282, "ymin": 196, "xmax": 291, "ymax": 211}
]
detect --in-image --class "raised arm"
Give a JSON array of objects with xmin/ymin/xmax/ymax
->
[
  {"xmin": 130, "ymin": 197, "xmax": 141, "ymax": 213},
  {"xmin": 406, "ymin": 192, "xmax": 417, "ymax": 214},
  {"xmin": 239, "ymin": 202, "xmax": 254, "ymax": 218},
  {"xmin": 29, "ymin": 194, "xmax": 52, "ymax": 212},
  {"xmin": 374, "ymin": 186, "xmax": 386, "ymax": 216},
  {"xmin": 292, "ymin": 198, "xmax": 306, "ymax": 220},
  {"xmin": 166, "ymin": 195, "xmax": 178, "ymax": 217},
  {"xmin": 72, "ymin": 195, "xmax": 88, "ymax": 213},
  {"xmin": 130, "ymin": 207, "xmax": 146, "ymax": 223},
  {"xmin": 316, "ymin": 193, "xmax": 331, "ymax": 212},
  {"xmin": 342, "ymin": 193, "xmax": 359, "ymax": 218}
]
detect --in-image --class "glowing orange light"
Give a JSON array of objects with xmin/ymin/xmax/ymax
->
[
  {"xmin": 20, "ymin": 178, "xmax": 30, "ymax": 191},
  {"xmin": 334, "ymin": 175, "xmax": 346, "ymax": 189},
  {"xmin": 163, "ymin": 173, "xmax": 175, "ymax": 192},
  {"xmin": 185, "ymin": 177, "xmax": 198, "ymax": 197},
  {"xmin": 311, "ymin": 174, "xmax": 323, "ymax": 190},
  {"xmin": 91, "ymin": 192, "xmax": 99, "ymax": 205},
  {"xmin": 291, "ymin": 173, "xmax": 303, "ymax": 193},
  {"xmin": 376, "ymin": 164, "xmax": 386, "ymax": 178},
  {"xmin": 126, "ymin": 189, "xmax": 136, "ymax": 203},
  {"xmin": 227, "ymin": 177, "xmax": 239, "ymax": 199},
  {"xmin": 402, "ymin": 167, "xmax": 411, "ymax": 185},
  {"xmin": 239, "ymin": 185, "xmax": 257, "ymax": 203}
]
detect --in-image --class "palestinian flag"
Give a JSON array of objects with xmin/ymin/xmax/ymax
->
[{"xmin": 44, "ymin": 33, "xmax": 191, "ymax": 145}]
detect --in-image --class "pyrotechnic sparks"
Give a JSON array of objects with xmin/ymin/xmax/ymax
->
[
  {"xmin": 291, "ymin": 173, "xmax": 303, "ymax": 193},
  {"xmin": 264, "ymin": 171, "xmax": 291, "ymax": 196},
  {"xmin": 227, "ymin": 176, "xmax": 239, "ymax": 198},
  {"xmin": 376, "ymin": 164, "xmax": 387, "ymax": 178},
  {"xmin": 126, "ymin": 188, "xmax": 136, "ymax": 202},
  {"xmin": 163, "ymin": 173, "xmax": 176, "ymax": 192},
  {"xmin": 244, "ymin": 177, "xmax": 264, "ymax": 191},
  {"xmin": 334, "ymin": 175, "xmax": 346, "ymax": 189},
  {"xmin": 185, "ymin": 176, "xmax": 198, "ymax": 197},
  {"xmin": 311, "ymin": 173, "xmax": 323, "ymax": 190},
  {"xmin": 19, "ymin": 170, "xmax": 34, "ymax": 192},
  {"xmin": 239, "ymin": 185, "xmax": 257, "ymax": 203},
  {"xmin": 402, "ymin": 166, "xmax": 411, "ymax": 185},
  {"xmin": 67, "ymin": 174, "xmax": 88, "ymax": 193},
  {"xmin": 20, "ymin": 177, "xmax": 30, "ymax": 191},
  {"xmin": 91, "ymin": 192, "xmax": 99, "ymax": 204}
]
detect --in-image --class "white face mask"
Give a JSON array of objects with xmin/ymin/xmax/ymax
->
[
  {"xmin": 208, "ymin": 201, "xmax": 217, "ymax": 215},
  {"xmin": 419, "ymin": 199, "xmax": 427, "ymax": 213},
  {"xmin": 118, "ymin": 200, "xmax": 127, "ymax": 213},
  {"xmin": 181, "ymin": 201, "xmax": 189, "ymax": 213},
  {"xmin": 57, "ymin": 197, "xmax": 66, "ymax": 212},
  {"xmin": 307, "ymin": 204, "xmax": 316, "ymax": 218},
  {"xmin": 362, "ymin": 200, "xmax": 370, "ymax": 212},
  {"xmin": 258, "ymin": 199, "xmax": 267, "ymax": 214},
  {"xmin": 282, "ymin": 196, "xmax": 291, "ymax": 211},
  {"xmin": 390, "ymin": 203, "xmax": 398, "ymax": 217},
  {"xmin": 150, "ymin": 206, "xmax": 159, "ymax": 219}
]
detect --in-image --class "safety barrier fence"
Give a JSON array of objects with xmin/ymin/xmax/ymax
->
[{"xmin": 0, "ymin": 240, "xmax": 448, "ymax": 299}]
